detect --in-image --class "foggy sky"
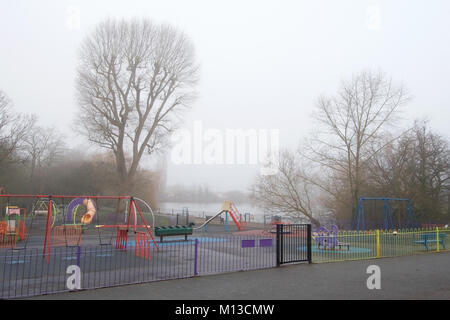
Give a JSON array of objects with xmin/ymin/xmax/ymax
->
[{"xmin": 1, "ymin": 0, "xmax": 450, "ymax": 191}]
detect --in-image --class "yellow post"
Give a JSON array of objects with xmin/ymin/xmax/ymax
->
[
  {"xmin": 376, "ymin": 229, "xmax": 380, "ymax": 258},
  {"xmin": 436, "ymin": 227, "xmax": 440, "ymax": 253}
]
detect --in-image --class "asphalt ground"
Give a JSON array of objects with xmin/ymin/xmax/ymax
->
[{"xmin": 28, "ymin": 250, "xmax": 450, "ymax": 300}]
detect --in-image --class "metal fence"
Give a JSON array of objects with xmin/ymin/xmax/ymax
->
[
  {"xmin": 1, "ymin": 225, "xmax": 448, "ymax": 299},
  {"xmin": 276, "ymin": 224, "xmax": 311, "ymax": 266},
  {"xmin": 311, "ymin": 227, "xmax": 449, "ymax": 263},
  {"xmin": 0, "ymin": 234, "xmax": 278, "ymax": 299}
]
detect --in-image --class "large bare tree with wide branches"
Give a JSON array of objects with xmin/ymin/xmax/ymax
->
[
  {"xmin": 251, "ymin": 70, "xmax": 410, "ymax": 226},
  {"xmin": 76, "ymin": 18, "xmax": 199, "ymax": 197}
]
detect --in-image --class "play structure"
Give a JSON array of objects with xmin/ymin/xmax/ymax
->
[
  {"xmin": 0, "ymin": 194, "xmax": 159, "ymax": 262},
  {"xmin": 28, "ymin": 197, "xmax": 97, "ymax": 248},
  {"xmin": 194, "ymin": 200, "xmax": 247, "ymax": 232},
  {"xmin": 0, "ymin": 206, "xmax": 27, "ymax": 248},
  {"xmin": 352, "ymin": 197, "xmax": 418, "ymax": 231},
  {"xmin": 66, "ymin": 197, "xmax": 97, "ymax": 225},
  {"xmin": 151, "ymin": 201, "xmax": 247, "ymax": 240},
  {"xmin": 312, "ymin": 225, "xmax": 350, "ymax": 250}
]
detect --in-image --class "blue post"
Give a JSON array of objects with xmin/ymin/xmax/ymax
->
[
  {"xmin": 357, "ymin": 199, "xmax": 363, "ymax": 231},
  {"xmin": 383, "ymin": 199, "xmax": 392, "ymax": 230}
]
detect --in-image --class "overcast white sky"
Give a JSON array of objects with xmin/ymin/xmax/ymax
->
[{"xmin": 1, "ymin": 0, "xmax": 450, "ymax": 192}]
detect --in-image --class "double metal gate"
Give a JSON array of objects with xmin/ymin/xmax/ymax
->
[{"xmin": 276, "ymin": 224, "xmax": 311, "ymax": 266}]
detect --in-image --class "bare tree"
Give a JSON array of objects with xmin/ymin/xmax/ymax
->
[
  {"xmin": 23, "ymin": 126, "xmax": 66, "ymax": 192},
  {"xmin": 251, "ymin": 150, "xmax": 321, "ymax": 226},
  {"xmin": 0, "ymin": 90, "xmax": 36, "ymax": 165},
  {"xmin": 302, "ymin": 70, "xmax": 410, "ymax": 220},
  {"xmin": 367, "ymin": 121, "xmax": 450, "ymax": 223},
  {"xmin": 76, "ymin": 18, "xmax": 199, "ymax": 198}
]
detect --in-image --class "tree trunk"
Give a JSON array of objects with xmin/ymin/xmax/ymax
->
[{"xmin": 116, "ymin": 175, "xmax": 135, "ymax": 213}]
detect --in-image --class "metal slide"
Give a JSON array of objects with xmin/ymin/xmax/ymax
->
[{"xmin": 192, "ymin": 210, "xmax": 226, "ymax": 230}]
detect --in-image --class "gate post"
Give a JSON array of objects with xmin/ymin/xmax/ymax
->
[
  {"xmin": 276, "ymin": 224, "xmax": 282, "ymax": 267},
  {"xmin": 307, "ymin": 224, "xmax": 312, "ymax": 263}
]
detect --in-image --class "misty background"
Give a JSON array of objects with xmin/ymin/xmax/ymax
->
[{"xmin": 1, "ymin": 1, "xmax": 450, "ymax": 218}]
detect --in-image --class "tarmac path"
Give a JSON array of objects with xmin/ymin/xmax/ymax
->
[{"xmin": 28, "ymin": 251, "xmax": 450, "ymax": 300}]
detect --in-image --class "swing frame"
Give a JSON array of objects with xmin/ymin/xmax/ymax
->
[{"xmin": 353, "ymin": 197, "xmax": 418, "ymax": 231}]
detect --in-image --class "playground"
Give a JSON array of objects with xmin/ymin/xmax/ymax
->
[
  {"xmin": 0, "ymin": 194, "xmax": 448, "ymax": 299},
  {"xmin": 0, "ymin": 194, "xmax": 280, "ymax": 298}
]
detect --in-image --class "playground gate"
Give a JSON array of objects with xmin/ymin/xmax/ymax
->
[{"xmin": 276, "ymin": 224, "xmax": 311, "ymax": 266}]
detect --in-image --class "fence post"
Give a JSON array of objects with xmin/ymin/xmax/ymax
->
[
  {"xmin": 43, "ymin": 195, "xmax": 53, "ymax": 263},
  {"xmin": 376, "ymin": 230, "xmax": 380, "ymax": 258},
  {"xmin": 307, "ymin": 224, "xmax": 312, "ymax": 264},
  {"xmin": 276, "ymin": 224, "xmax": 281, "ymax": 267},
  {"xmin": 194, "ymin": 238, "xmax": 199, "ymax": 276},
  {"xmin": 436, "ymin": 227, "xmax": 440, "ymax": 253}
]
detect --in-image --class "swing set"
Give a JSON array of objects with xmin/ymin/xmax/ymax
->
[
  {"xmin": 0, "ymin": 194, "xmax": 159, "ymax": 262},
  {"xmin": 352, "ymin": 197, "xmax": 418, "ymax": 231}
]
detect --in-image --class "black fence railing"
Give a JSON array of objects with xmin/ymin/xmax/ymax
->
[{"xmin": 276, "ymin": 224, "xmax": 311, "ymax": 266}]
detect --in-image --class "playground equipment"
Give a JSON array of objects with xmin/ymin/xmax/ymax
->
[
  {"xmin": 352, "ymin": 197, "xmax": 418, "ymax": 231},
  {"xmin": 66, "ymin": 197, "xmax": 97, "ymax": 225},
  {"xmin": 0, "ymin": 206, "xmax": 26, "ymax": 248},
  {"xmin": 153, "ymin": 201, "xmax": 244, "ymax": 239},
  {"xmin": 155, "ymin": 225, "xmax": 193, "ymax": 242},
  {"xmin": 81, "ymin": 198, "xmax": 96, "ymax": 224},
  {"xmin": 0, "ymin": 194, "xmax": 159, "ymax": 263},
  {"xmin": 312, "ymin": 225, "xmax": 349, "ymax": 250},
  {"xmin": 193, "ymin": 200, "xmax": 247, "ymax": 231},
  {"xmin": 30, "ymin": 197, "xmax": 94, "ymax": 248},
  {"xmin": 95, "ymin": 197, "xmax": 159, "ymax": 260},
  {"xmin": 31, "ymin": 198, "xmax": 59, "ymax": 227}
]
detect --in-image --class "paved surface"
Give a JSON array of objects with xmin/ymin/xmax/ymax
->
[{"xmin": 28, "ymin": 251, "xmax": 450, "ymax": 300}]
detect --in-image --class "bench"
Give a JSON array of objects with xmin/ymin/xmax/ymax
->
[
  {"xmin": 335, "ymin": 242, "xmax": 350, "ymax": 250},
  {"xmin": 414, "ymin": 233, "xmax": 447, "ymax": 251},
  {"xmin": 314, "ymin": 235, "xmax": 350, "ymax": 251},
  {"xmin": 154, "ymin": 225, "xmax": 193, "ymax": 242}
]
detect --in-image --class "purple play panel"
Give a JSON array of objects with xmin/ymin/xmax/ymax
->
[
  {"xmin": 66, "ymin": 198, "xmax": 97, "ymax": 222},
  {"xmin": 259, "ymin": 239, "xmax": 273, "ymax": 247},
  {"xmin": 241, "ymin": 240, "xmax": 255, "ymax": 248},
  {"xmin": 242, "ymin": 239, "xmax": 273, "ymax": 248}
]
